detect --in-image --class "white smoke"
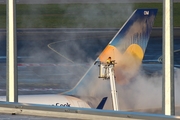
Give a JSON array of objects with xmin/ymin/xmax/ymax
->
[
  {"xmin": 117, "ymin": 70, "xmax": 162, "ymax": 111},
  {"xmin": 103, "ymin": 66, "xmax": 180, "ymax": 114}
]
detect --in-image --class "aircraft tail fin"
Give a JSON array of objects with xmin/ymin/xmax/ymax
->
[{"xmin": 63, "ymin": 9, "xmax": 158, "ymax": 102}]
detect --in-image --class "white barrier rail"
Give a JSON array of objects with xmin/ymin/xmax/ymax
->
[{"xmin": 0, "ymin": 101, "xmax": 179, "ymax": 120}]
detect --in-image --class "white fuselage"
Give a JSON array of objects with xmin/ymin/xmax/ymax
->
[{"xmin": 0, "ymin": 94, "xmax": 91, "ymax": 108}]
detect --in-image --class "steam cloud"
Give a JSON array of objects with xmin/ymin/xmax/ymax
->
[
  {"xmin": 114, "ymin": 67, "xmax": 180, "ymax": 113},
  {"xmin": 17, "ymin": 2, "xmax": 135, "ymax": 89}
]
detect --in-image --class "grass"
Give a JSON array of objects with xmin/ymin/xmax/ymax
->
[{"xmin": 0, "ymin": 3, "xmax": 180, "ymax": 28}]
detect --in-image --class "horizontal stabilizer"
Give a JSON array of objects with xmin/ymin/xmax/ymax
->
[{"xmin": 96, "ymin": 97, "xmax": 108, "ymax": 109}]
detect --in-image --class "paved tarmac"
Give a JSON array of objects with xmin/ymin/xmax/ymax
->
[
  {"xmin": 0, "ymin": 28, "xmax": 112, "ymax": 119},
  {"xmin": 0, "ymin": 28, "xmax": 180, "ymax": 119}
]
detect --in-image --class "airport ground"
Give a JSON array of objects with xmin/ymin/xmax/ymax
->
[
  {"xmin": 1, "ymin": 2, "xmax": 180, "ymax": 28},
  {"xmin": 0, "ymin": 28, "xmax": 180, "ymax": 119},
  {"xmin": 0, "ymin": 28, "xmax": 180, "ymax": 101}
]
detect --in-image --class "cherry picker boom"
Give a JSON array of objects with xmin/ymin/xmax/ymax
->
[{"xmin": 95, "ymin": 58, "xmax": 119, "ymax": 111}]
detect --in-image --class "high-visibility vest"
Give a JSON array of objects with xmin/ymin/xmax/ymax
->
[{"xmin": 107, "ymin": 58, "xmax": 111, "ymax": 64}]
